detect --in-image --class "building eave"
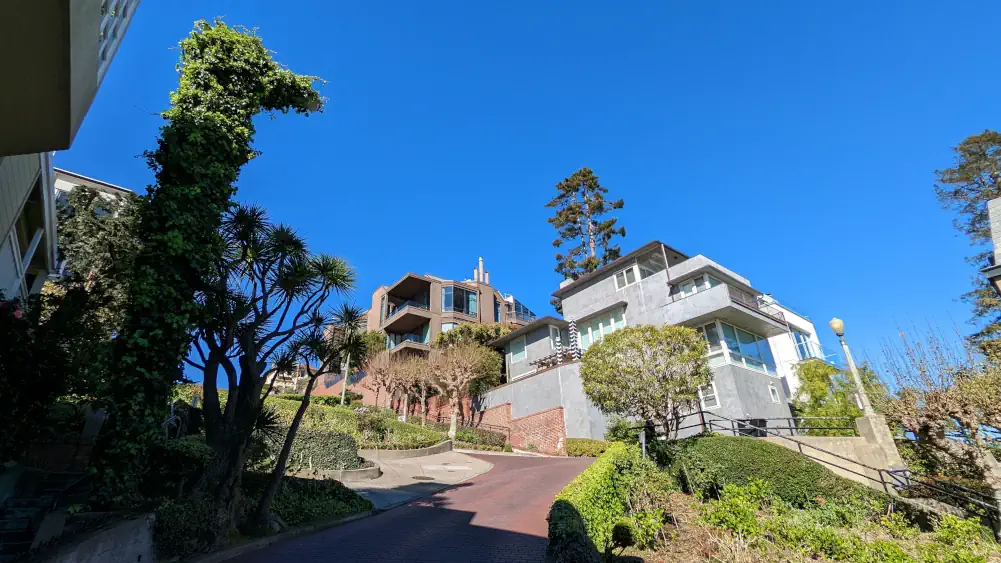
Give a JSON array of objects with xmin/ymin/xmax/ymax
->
[{"xmin": 551, "ymin": 240, "xmax": 689, "ymax": 298}]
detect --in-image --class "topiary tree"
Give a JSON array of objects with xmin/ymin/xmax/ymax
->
[
  {"xmin": 433, "ymin": 343, "xmax": 496, "ymax": 438},
  {"xmin": 433, "ymin": 323, "xmax": 508, "ymax": 417},
  {"xmin": 580, "ymin": 325, "xmax": 711, "ymax": 439},
  {"xmin": 95, "ymin": 19, "xmax": 324, "ymax": 503}
]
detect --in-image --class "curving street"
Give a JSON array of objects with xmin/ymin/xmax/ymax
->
[{"xmin": 229, "ymin": 453, "xmax": 593, "ymax": 563}]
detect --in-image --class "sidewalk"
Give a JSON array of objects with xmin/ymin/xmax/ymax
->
[{"xmin": 345, "ymin": 451, "xmax": 493, "ymax": 509}]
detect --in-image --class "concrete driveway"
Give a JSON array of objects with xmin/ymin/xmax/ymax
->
[{"xmin": 229, "ymin": 453, "xmax": 594, "ymax": 563}]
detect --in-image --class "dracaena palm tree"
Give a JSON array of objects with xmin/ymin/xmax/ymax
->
[
  {"xmin": 185, "ymin": 203, "xmax": 355, "ymax": 534},
  {"xmin": 330, "ymin": 303, "xmax": 366, "ymax": 405}
]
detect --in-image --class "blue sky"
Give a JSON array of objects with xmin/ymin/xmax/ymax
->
[{"xmin": 58, "ymin": 1, "xmax": 1000, "ymax": 365}]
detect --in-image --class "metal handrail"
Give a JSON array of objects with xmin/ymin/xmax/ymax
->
[{"xmin": 637, "ymin": 410, "xmax": 999, "ymax": 518}]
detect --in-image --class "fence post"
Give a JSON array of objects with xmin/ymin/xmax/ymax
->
[
  {"xmin": 878, "ymin": 470, "xmax": 889, "ymax": 495},
  {"xmin": 731, "ymin": 420, "xmax": 737, "ymax": 436}
]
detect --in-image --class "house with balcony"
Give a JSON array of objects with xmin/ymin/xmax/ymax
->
[
  {"xmin": 364, "ymin": 257, "xmax": 539, "ymax": 357},
  {"xmin": 468, "ymin": 240, "xmax": 836, "ymax": 452}
]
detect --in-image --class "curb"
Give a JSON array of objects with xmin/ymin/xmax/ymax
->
[
  {"xmin": 454, "ymin": 448, "xmax": 550, "ymax": 458},
  {"xmin": 186, "ymin": 510, "xmax": 375, "ymax": 563},
  {"xmin": 358, "ymin": 440, "xmax": 453, "ymax": 461}
]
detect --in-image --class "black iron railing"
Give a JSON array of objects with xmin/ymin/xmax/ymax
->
[{"xmin": 635, "ymin": 410, "xmax": 999, "ymax": 520}]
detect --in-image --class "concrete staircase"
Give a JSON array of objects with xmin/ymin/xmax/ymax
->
[{"xmin": 0, "ymin": 470, "xmax": 88, "ymax": 562}]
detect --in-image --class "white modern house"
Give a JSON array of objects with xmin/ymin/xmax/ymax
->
[{"xmin": 0, "ymin": 1, "xmax": 139, "ymax": 299}]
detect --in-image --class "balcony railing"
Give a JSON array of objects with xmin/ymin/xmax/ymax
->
[
  {"xmin": 385, "ymin": 300, "xmax": 430, "ymax": 321},
  {"xmin": 726, "ymin": 286, "xmax": 787, "ymax": 326},
  {"xmin": 389, "ymin": 333, "xmax": 429, "ymax": 349},
  {"xmin": 793, "ymin": 341, "xmax": 842, "ymax": 366}
]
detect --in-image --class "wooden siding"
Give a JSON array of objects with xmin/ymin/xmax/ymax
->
[{"xmin": 0, "ymin": 154, "xmax": 41, "ymax": 241}]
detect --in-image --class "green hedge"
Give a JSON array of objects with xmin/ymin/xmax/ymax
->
[
  {"xmin": 547, "ymin": 442, "xmax": 645, "ymax": 562},
  {"xmin": 284, "ymin": 428, "xmax": 362, "ymax": 471},
  {"xmin": 566, "ymin": 438, "xmax": 612, "ymax": 457},
  {"xmin": 669, "ymin": 435, "xmax": 885, "ymax": 507},
  {"xmin": 277, "ymin": 392, "xmax": 364, "ymax": 407}
]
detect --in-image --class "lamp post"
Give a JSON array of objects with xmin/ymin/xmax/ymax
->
[{"xmin": 829, "ymin": 318, "xmax": 875, "ymax": 417}]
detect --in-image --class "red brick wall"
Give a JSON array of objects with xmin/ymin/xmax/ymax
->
[
  {"xmin": 312, "ymin": 375, "xmax": 385, "ymax": 407},
  {"xmin": 509, "ymin": 407, "xmax": 566, "ymax": 455}
]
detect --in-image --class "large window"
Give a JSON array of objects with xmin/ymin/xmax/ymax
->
[
  {"xmin": 494, "ymin": 299, "xmax": 500, "ymax": 322},
  {"xmin": 792, "ymin": 329, "xmax": 817, "ymax": 361},
  {"xmin": 578, "ymin": 308, "xmax": 625, "ymax": 351},
  {"xmin": 443, "ymin": 286, "xmax": 478, "ymax": 316},
  {"xmin": 696, "ymin": 322, "xmax": 726, "ymax": 367},
  {"xmin": 549, "ymin": 326, "xmax": 564, "ymax": 350},
  {"xmin": 441, "ymin": 322, "xmax": 457, "ymax": 333},
  {"xmin": 720, "ymin": 322, "xmax": 776, "ymax": 374},
  {"xmin": 637, "ymin": 253, "xmax": 667, "ymax": 279},
  {"xmin": 511, "ymin": 335, "xmax": 527, "ymax": 363}
]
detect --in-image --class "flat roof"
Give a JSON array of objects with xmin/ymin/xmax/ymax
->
[
  {"xmin": 54, "ymin": 168, "xmax": 133, "ymax": 195},
  {"xmin": 489, "ymin": 316, "xmax": 567, "ymax": 347},
  {"xmin": 552, "ymin": 240, "xmax": 689, "ymax": 298}
]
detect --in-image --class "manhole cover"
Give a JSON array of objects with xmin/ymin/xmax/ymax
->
[{"xmin": 412, "ymin": 476, "xmax": 435, "ymax": 481}]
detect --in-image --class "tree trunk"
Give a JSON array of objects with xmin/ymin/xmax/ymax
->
[
  {"xmin": 420, "ymin": 387, "xmax": 426, "ymax": 427},
  {"xmin": 448, "ymin": 397, "xmax": 458, "ymax": 439},
  {"xmin": 402, "ymin": 392, "xmax": 409, "ymax": 423},
  {"xmin": 208, "ymin": 433, "xmax": 251, "ymax": 545},
  {"xmin": 251, "ymin": 378, "xmax": 316, "ymax": 533},
  {"xmin": 340, "ymin": 351, "xmax": 351, "ymax": 405}
]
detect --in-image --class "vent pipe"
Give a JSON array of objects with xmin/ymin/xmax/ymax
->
[
  {"xmin": 478, "ymin": 256, "xmax": 485, "ymax": 283},
  {"xmin": 472, "ymin": 268, "xmax": 479, "ymax": 282},
  {"xmin": 484, "ymin": 271, "xmax": 490, "ymax": 285}
]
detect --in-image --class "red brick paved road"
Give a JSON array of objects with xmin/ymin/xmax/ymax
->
[{"xmin": 230, "ymin": 454, "xmax": 593, "ymax": 563}]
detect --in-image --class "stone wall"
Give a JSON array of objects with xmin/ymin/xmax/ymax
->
[{"xmin": 509, "ymin": 407, "xmax": 566, "ymax": 455}]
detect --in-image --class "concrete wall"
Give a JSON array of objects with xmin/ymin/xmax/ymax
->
[
  {"xmin": 39, "ymin": 513, "xmax": 154, "ymax": 563},
  {"xmin": 560, "ymin": 264, "xmax": 669, "ymax": 326},
  {"xmin": 768, "ymin": 305, "xmax": 823, "ymax": 397},
  {"xmin": 667, "ymin": 255, "xmax": 751, "ymax": 286},
  {"xmin": 675, "ymin": 363, "xmax": 793, "ymax": 439},
  {"xmin": 477, "ymin": 362, "xmax": 607, "ymax": 440}
]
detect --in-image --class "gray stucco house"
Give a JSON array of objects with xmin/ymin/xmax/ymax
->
[{"xmin": 480, "ymin": 240, "xmax": 832, "ymax": 442}]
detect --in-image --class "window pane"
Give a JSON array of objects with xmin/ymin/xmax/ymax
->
[
  {"xmin": 721, "ymin": 323, "xmax": 740, "ymax": 355},
  {"xmin": 695, "ymin": 276, "xmax": 707, "ymax": 291},
  {"xmin": 602, "ymin": 314, "xmax": 615, "ymax": 336},
  {"xmin": 759, "ymin": 339, "xmax": 776, "ymax": 372},
  {"xmin": 700, "ymin": 384, "xmax": 719, "ymax": 408},
  {"xmin": 624, "ymin": 267, "xmax": 636, "ymax": 285},
  {"xmin": 615, "ymin": 271, "xmax": 625, "ymax": 288},
  {"xmin": 707, "ymin": 276, "xmax": 721, "ymax": 287},
  {"xmin": 442, "ymin": 287, "xmax": 453, "ymax": 311},
  {"xmin": 613, "ymin": 309, "xmax": 625, "ymax": 330},
  {"xmin": 679, "ymin": 280, "xmax": 694, "ymax": 296},
  {"xmin": 737, "ymin": 328, "xmax": 762, "ymax": 361},
  {"xmin": 580, "ymin": 328, "xmax": 591, "ymax": 349},
  {"xmin": 511, "ymin": 337, "xmax": 526, "ymax": 361},
  {"xmin": 703, "ymin": 323, "xmax": 722, "ymax": 353},
  {"xmin": 468, "ymin": 291, "xmax": 478, "ymax": 315}
]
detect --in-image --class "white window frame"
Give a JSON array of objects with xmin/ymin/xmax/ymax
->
[
  {"xmin": 549, "ymin": 326, "xmax": 562, "ymax": 350},
  {"xmin": 510, "ymin": 335, "xmax": 527, "ymax": 363},
  {"xmin": 769, "ymin": 385, "xmax": 781, "ymax": 404},
  {"xmin": 577, "ymin": 308, "xmax": 626, "ymax": 351},
  {"xmin": 614, "ymin": 265, "xmax": 638, "ymax": 290},
  {"xmin": 698, "ymin": 382, "xmax": 720, "ymax": 410}
]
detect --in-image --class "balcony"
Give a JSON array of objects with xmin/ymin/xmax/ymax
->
[
  {"xmin": 0, "ymin": 0, "xmax": 139, "ymax": 155},
  {"xmin": 382, "ymin": 300, "xmax": 432, "ymax": 333},
  {"xmin": 389, "ymin": 334, "xmax": 431, "ymax": 355},
  {"xmin": 661, "ymin": 283, "xmax": 789, "ymax": 337}
]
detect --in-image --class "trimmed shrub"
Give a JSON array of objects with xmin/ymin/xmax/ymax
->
[
  {"xmin": 145, "ymin": 435, "xmax": 215, "ymax": 499},
  {"xmin": 454, "ymin": 441, "xmax": 503, "ymax": 452},
  {"xmin": 286, "ymin": 428, "xmax": 362, "ymax": 471},
  {"xmin": 670, "ymin": 435, "xmax": 885, "ymax": 508},
  {"xmin": 547, "ymin": 442, "xmax": 647, "ymax": 561},
  {"xmin": 566, "ymin": 438, "xmax": 612, "ymax": 457},
  {"xmin": 270, "ymin": 476, "xmax": 373, "ymax": 527},
  {"xmin": 154, "ymin": 495, "xmax": 217, "ymax": 559}
]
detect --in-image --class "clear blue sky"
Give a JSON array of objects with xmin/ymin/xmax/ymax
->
[{"xmin": 57, "ymin": 1, "xmax": 999, "ymax": 365}]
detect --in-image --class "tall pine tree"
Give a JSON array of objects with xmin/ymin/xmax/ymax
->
[
  {"xmin": 936, "ymin": 130, "xmax": 1001, "ymax": 358},
  {"xmin": 546, "ymin": 168, "xmax": 626, "ymax": 309}
]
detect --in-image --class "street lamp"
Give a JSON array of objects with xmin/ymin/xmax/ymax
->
[{"xmin": 828, "ymin": 317, "xmax": 875, "ymax": 417}]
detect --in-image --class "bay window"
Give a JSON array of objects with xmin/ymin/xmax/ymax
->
[
  {"xmin": 695, "ymin": 319, "xmax": 777, "ymax": 375},
  {"xmin": 443, "ymin": 285, "xmax": 478, "ymax": 316}
]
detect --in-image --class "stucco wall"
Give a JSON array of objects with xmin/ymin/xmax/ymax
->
[
  {"xmin": 505, "ymin": 325, "xmax": 555, "ymax": 380},
  {"xmin": 561, "ymin": 267, "xmax": 669, "ymax": 327},
  {"xmin": 762, "ymin": 435, "xmax": 893, "ymax": 489},
  {"xmin": 676, "ymin": 363, "xmax": 793, "ymax": 438},
  {"xmin": 40, "ymin": 513, "xmax": 154, "ymax": 563}
]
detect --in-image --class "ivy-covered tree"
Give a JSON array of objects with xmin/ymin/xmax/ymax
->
[
  {"xmin": 545, "ymin": 167, "xmax": 625, "ymax": 309},
  {"xmin": 580, "ymin": 325, "xmax": 711, "ymax": 439},
  {"xmin": 95, "ymin": 19, "xmax": 323, "ymax": 502},
  {"xmin": 935, "ymin": 131, "xmax": 1001, "ymax": 358}
]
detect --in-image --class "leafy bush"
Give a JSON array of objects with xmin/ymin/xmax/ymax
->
[
  {"xmin": 671, "ymin": 435, "xmax": 885, "ymax": 509},
  {"xmin": 361, "ymin": 420, "xmax": 444, "ymax": 450},
  {"xmin": 547, "ymin": 442, "xmax": 649, "ymax": 561},
  {"xmin": 881, "ymin": 511, "xmax": 919, "ymax": 540},
  {"xmin": 285, "ymin": 428, "xmax": 362, "ymax": 472},
  {"xmin": 454, "ymin": 441, "xmax": 503, "ymax": 452},
  {"xmin": 605, "ymin": 416, "xmax": 640, "ymax": 444},
  {"xmin": 356, "ymin": 413, "xmax": 387, "ymax": 442},
  {"xmin": 154, "ymin": 496, "xmax": 217, "ymax": 559},
  {"xmin": 277, "ymin": 392, "xmax": 364, "ymax": 407},
  {"xmin": 702, "ymin": 484, "xmax": 764, "ymax": 538},
  {"xmin": 270, "ymin": 476, "xmax": 373, "ymax": 527},
  {"xmin": 145, "ymin": 435, "xmax": 215, "ymax": 499},
  {"xmin": 933, "ymin": 515, "xmax": 986, "ymax": 547},
  {"xmin": 566, "ymin": 438, "xmax": 612, "ymax": 457}
]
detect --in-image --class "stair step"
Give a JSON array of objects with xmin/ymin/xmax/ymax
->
[
  {"xmin": 5, "ymin": 498, "xmax": 54, "ymax": 509},
  {"xmin": 0, "ymin": 527, "xmax": 32, "ymax": 542}
]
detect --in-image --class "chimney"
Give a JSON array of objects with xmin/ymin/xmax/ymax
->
[
  {"xmin": 472, "ymin": 267, "xmax": 479, "ymax": 282},
  {"xmin": 478, "ymin": 256, "xmax": 485, "ymax": 283},
  {"xmin": 484, "ymin": 271, "xmax": 490, "ymax": 285}
]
